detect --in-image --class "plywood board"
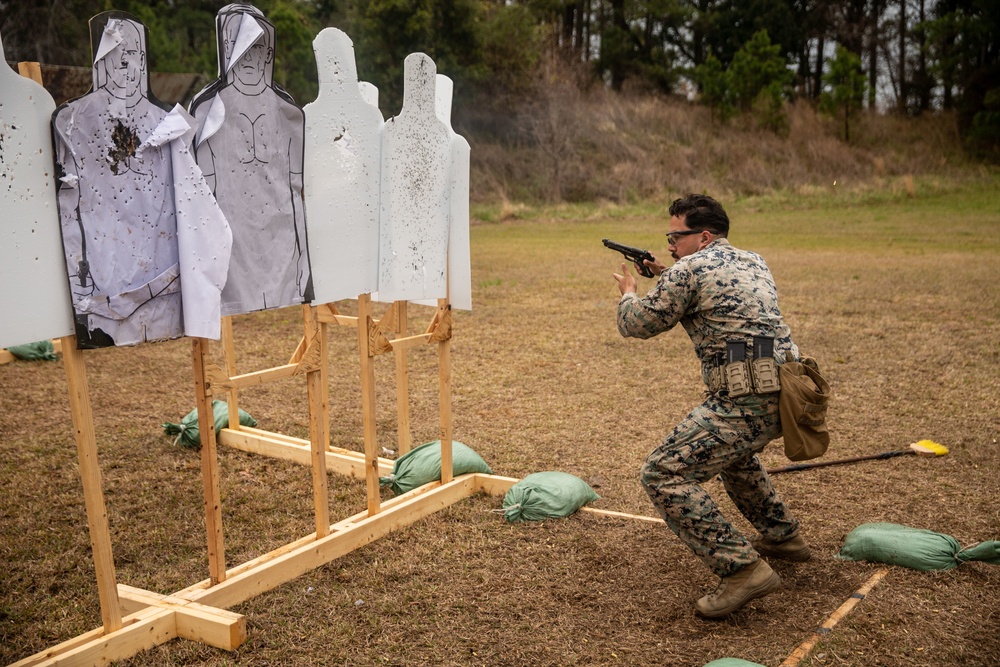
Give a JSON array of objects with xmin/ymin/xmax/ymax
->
[
  {"xmin": 303, "ymin": 28, "xmax": 383, "ymax": 303},
  {"xmin": 0, "ymin": 38, "xmax": 75, "ymax": 348}
]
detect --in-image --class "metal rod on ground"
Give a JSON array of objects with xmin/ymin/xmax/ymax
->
[
  {"xmin": 767, "ymin": 440, "xmax": 948, "ymax": 475},
  {"xmin": 779, "ymin": 568, "xmax": 889, "ymax": 667}
]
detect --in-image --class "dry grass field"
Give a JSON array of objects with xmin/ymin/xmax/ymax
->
[{"xmin": 1, "ymin": 179, "xmax": 998, "ymax": 666}]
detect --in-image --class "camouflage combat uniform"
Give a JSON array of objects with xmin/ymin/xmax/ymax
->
[{"xmin": 617, "ymin": 238, "xmax": 801, "ymax": 577}]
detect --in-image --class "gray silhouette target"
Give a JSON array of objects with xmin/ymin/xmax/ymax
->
[{"xmin": 190, "ymin": 3, "xmax": 312, "ymax": 316}]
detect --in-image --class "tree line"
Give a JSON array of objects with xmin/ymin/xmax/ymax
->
[{"xmin": 1, "ymin": 0, "xmax": 997, "ymax": 158}]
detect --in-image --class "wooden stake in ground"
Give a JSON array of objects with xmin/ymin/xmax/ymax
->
[
  {"xmin": 780, "ymin": 568, "xmax": 889, "ymax": 666},
  {"xmin": 436, "ymin": 299, "xmax": 454, "ymax": 484},
  {"xmin": 193, "ymin": 337, "xmax": 227, "ymax": 585},
  {"xmin": 358, "ymin": 293, "xmax": 382, "ymax": 515},
  {"xmin": 61, "ymin": 336, "xmax": 124, "ymax": 632}
]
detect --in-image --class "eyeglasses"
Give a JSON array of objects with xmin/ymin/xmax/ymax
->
[{"xmin": 666, "ymin": 229, "xmax": 706, "ymax": 245}]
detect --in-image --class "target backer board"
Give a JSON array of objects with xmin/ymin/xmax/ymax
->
[
  {"xmin": 377, "ymin": 53, "xmax": 451, "ymax": 303},
  {"xmin": 0, "ymin": 36, "xmax": 75, "ymax": 349},
  {"xmin": 412, "ymin": 74, "xmax": 471, "ymax": 311},
  {"xmin": 303, "ymin": 27, "xmax": 383, "ymax": 303}
]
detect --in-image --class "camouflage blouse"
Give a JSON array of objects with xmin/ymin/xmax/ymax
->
[{"xmin": 617, "ymin": 238, "xmax": 798, "ymax": 385}]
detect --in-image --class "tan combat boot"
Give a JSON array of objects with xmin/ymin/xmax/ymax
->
[
  {"xmin": 695, "ymin": 559, "xmax": 781, "ymax": 618},
  {"xmin": 752, "ymin": 533, "xmax": 812, "ymax": 562}
]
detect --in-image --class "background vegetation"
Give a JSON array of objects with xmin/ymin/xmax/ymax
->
[{"xmin": 2, "ymin": 0, "xmax": 998, "ymax": 170}]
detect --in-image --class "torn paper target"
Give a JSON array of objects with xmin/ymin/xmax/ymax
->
[
  {"xmin": 51, "ymin": 11, "xmax": 231, "ymax": 348},
  {"xmin": 190, "ymin": 3, "xmax": 312, "ymax": 316}
]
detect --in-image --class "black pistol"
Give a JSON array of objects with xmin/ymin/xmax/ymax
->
[{"xmin": 602, "ymin": 239, "xmax": 655, "ymax": 278}]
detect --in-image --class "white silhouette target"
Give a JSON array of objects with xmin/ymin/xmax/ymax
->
[
  {"xmin": 0, "ymin": 33, "xmax": 75, "ymax": 349},
  {"xmin": 377, "ymin": 53, "xmax": 452, "ymax": 303},
  {"xmin": 412, "ymin": 74, "xmax": 471, "ymax": 311},
  {"xmin": 303, "ymin": 28, "xmax": 383, "ymax": 303}
]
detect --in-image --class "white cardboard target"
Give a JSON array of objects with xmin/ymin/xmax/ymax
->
[
  {"xmin": 413, "ymin": 74, "xmax": 472, "ymax": 311},
  {"xmin": 0, "ymin": 35, "xmax": 75, "ymax": 349},
  {"xmin": 377, "ymin": 53, "xmax": 451, "ymax": 302},
  {"xmin": 303, "ymin": 28, "xmax": 383, "ymax": 303}
]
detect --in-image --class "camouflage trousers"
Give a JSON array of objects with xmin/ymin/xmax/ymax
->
[{"xmin": 640, "ymin": 393, "xmax": 800, "ymax": 577}]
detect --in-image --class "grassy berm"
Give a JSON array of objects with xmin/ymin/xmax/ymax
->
[{"xmin": 1, "ymin": 177, "xmax": 998, "ymax": 666}]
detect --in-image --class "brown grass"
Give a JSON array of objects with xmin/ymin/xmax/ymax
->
[{"xmin": 1, "ymin": 187, "xmax": 999, "ymax": 667}]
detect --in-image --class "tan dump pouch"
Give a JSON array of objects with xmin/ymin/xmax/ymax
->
[{"xmin": 777, "ymin": 354, "xmax": 832, "ymax": 461}]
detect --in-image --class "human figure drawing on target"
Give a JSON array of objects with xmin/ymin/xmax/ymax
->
[
  {"xmin": 190, "ymin": 3, "xmax": 312, "ymax": 316},
  {"xmin": 52, "ymin": 12, "xmax": 180, "ymax": 348}
]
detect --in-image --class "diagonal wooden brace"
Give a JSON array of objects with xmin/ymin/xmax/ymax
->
[
  {"xmin": 427, "ymin": 304, "xmax": 452, "ymax": 343},
  {"xmin": 203, "ymin": 339, "xmax": 322, "ymax": 395}
]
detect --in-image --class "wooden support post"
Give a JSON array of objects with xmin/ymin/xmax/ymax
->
[
  {"xmin": 192, "ymin": 338, "xmax": 226, "ymax": 585},
  {"xmin": 60, "ymin": 335, "xmax": 124, "ymax": 633},
  {"xmin": 436, "ymin": 299, "xmax": 453, "ymax": 484},
  {"xmin": 357, "ymin": 294, "xmax": 381, "ymax": 515},
  {"xmin": 220, "ymin": 316, "xmax": 240, "ymax": 430},
  {"xmin": 303, "ymin": 305, "xmax": 330, "ymax": 537},
  {"xmin": 16, "ymin": 61, "xmax": 42, "ymax": 82},
  {"xmin": 394, "ymin": 301, "xmax": 413, "ymax": 454}
]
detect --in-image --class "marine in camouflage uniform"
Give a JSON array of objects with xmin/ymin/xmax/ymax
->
[{"xmin": 613, "ymin": 194, "xmax": 806, "ymax": 616}]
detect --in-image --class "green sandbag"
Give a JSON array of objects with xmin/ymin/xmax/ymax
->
[
  {"xmin": 379, "ymin": 441, "xmax": 493, "ymax": 495},
  {"xmin": 8, "ymin": 340, "xmax": 57, "ymax": 361},
  {"xmin": 836, "ymin": 522, "xmax": 1000, "ymax": 571},
  {"xmin": 703, "ymin": 660, "xmax": 767, "ymax": 667},
  {"xmin": 162, "ymin": 400, "xmax": 257, "ymax": 449},
  {"xmin": 501, "ymin": 471, "xmax": 600, "ymax": 523}
]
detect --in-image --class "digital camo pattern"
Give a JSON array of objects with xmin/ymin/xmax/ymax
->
[
  {"xmin": 640, "ymin": 393, "xmax": 799, "ymax": 576},
  {"xmin": 617, "ymin": 238, "xmax": 799, "ymax": 385},
  {"xmin": 617, "ymin": 237, "xmax": 801, "ymax": 576}
]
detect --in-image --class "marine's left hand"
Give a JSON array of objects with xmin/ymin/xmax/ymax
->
[{"xmin": 613, "ymin": 262, "xmax": 637, "ymax": 296}]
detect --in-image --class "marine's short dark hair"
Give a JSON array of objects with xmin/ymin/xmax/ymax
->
[{"xmin": 668, "ymin": 194, "xmax": 730, "ymax": 237}]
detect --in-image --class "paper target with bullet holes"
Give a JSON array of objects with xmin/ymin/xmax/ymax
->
[{"xmin": 189, "ymin": 3, "xmax": 312, "ymax": 317}]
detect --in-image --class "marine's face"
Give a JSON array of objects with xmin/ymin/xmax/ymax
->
[
  {"xmin": 667, "ymin": 215, "xmax": 712, "ymax": 260},
  {"xmin": 106, "ymin": 22, "xmax": 144, "ymax": 98}
]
